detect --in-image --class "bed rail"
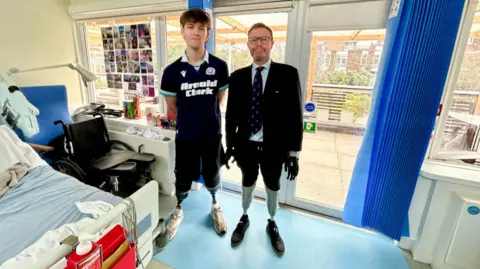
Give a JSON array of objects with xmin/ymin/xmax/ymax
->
[{"xmin": 31, "ymin": 180, "xmax": 159, "ymax": 269}]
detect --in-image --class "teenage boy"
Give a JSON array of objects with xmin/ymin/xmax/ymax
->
[{"xmin": 160, "ymin": 8, "xmax": 229, "ymax": 240}]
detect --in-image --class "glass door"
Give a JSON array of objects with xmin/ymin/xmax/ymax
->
[
  {"xmin": 216, "ymin": 12, "xmax": 289, "ymax": 199},
  {"xmin": 285, "ymin": 29, "xmax": 385, "ymax": 217}
]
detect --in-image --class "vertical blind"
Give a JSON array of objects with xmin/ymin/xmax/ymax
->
[{"xmin": 342, "ymin": 0, "xmax": 465, "ymax": 240}]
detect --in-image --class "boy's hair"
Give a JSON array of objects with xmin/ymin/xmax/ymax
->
[
  {"xmin": 180, "ymin": 8, "xmax": 211, "ymax": 30},
  {"xmin": 248, "ymin": 22, "xmax": 274, "ymax": 39}
]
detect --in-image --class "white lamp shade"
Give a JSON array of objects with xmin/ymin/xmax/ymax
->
[{"xmin": 68, "ymin": 63, "xmax": 97, "ymax": 82}]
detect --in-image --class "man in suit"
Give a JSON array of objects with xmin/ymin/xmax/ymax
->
[{"xmin": 225, "ymin": 22, "xmax": 303, "ymax": 255}]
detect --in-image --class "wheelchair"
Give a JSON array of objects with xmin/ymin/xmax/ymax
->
[{"xmin": 51, "ymin": 113, "xmax": 156, "ymax": 197}]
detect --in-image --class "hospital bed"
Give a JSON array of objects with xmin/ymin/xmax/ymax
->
[
  {"xmin": 0, "ymin": 73, "xmax": 160, "ymax": 268},
  {"xmin": 0, "ymin": 124, "xmax": 160, "ymax": 269}
]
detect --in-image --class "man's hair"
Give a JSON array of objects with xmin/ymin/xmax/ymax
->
[
  {"xmin": 248, "ymin": 23, "xmax": 274, "ymax": 39},
  {"xmin": 180, "ymin": 8, "xmax": 211, "ymax": 30}
]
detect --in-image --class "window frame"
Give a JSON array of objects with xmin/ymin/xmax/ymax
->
[
  {"xmin": 74, "ymin": 13, "xmax": 183, "ymax": 113},
  {"xmin": 428, "ymin": 0, "xmax": 480, "ymax": 163}
]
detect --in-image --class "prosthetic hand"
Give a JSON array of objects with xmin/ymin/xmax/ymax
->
[
  {"xmin": 285, "ymin": 156, "xmax": 299, "ymax": 180},
  {"xmin": 225, "ymin": 147, "xmax": 236, "ymax": 169}
]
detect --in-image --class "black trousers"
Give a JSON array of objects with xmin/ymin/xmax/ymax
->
[
  {"xmin": 175, "ymin": 136, "xmax": 222, "ymax": 195},
  {"xmin": 235, "ymin": 141, "xmax": 286, "ymax": 192}
]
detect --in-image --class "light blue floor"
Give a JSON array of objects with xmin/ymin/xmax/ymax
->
[{"xmin": 153, "ymin": 189, "xmax": 408, "ymax": 269}]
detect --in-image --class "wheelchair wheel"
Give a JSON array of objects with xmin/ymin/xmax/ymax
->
[
  {"xmin": 110, "ymin": 140, "xmax": 134, "ymax": 151},
  {"xmin": 52, "ymin": 159, "xmax": 86, "ymax": 182}
]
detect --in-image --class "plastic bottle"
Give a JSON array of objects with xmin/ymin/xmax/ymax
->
[
  {"xmin": 76, "ymin": 233, "xmax": 96, "ymax": 255},
  {"xmin": 66, "ymin": 233, "xmax": 102, "ymax": 269}
]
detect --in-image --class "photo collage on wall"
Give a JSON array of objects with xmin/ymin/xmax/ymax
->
[{"xmin": 101, "ymin": 24, "xmax": 156, "ymax": 99}]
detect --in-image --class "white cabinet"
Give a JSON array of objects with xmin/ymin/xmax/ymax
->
[{"xmin": 433, "ymin": 190, "xmax": 480, "ymax": 269}]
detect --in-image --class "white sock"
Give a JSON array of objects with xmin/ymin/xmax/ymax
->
[{"xmin": 266, "ymin": 187, "xmax": 278, "ymax": 221}]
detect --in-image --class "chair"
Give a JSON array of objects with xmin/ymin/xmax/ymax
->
[
  {"xmin": 16, "ymin": 86, "xmax": 71, "ymax": 145},
  {"xmin": 55, "ymin": 114, "xmax": 156, "ymax": 195},
  {"xmin": 15, "ymin": 85, "xmax": 73, "ymax": 162}
]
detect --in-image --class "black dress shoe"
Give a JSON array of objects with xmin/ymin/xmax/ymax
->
[
  {"xmin": 266, "ymin": 219, "xmax": 285, "ymax": 255},
  {"xmin": 231, "ymin": 214, "xmax": 250, "ymax": 246}
]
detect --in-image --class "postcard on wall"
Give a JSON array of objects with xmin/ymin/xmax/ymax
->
[
  {"xmin": 140, "ymin": 50, "xmax": 152, "ymax": 62},
  {"xmin": 147, "ymin": 62, "xmax": 154, "ymax": 73},
  {"xmin": 148, "ymin": 87, "xmax": 155, "ymax": 97},
  {"xmin": 101, "ymin": 23, "xmax": 154, "ymax": 93},
  {"xmin": 119, "ymin": 26, "xmax": 125, "ymax": 38},
  {"xmin": 105, "ymin": 62, "xmax": 111, "ymax": 73},
  {"xmin": 138, "ymin": 23, "xmax": 151, "ymax": 37},
  {"xmin": 138, "ymin": 37, "xmax": 152, "ymax": 49},
  {"xmin": 141, "ymin": 63, "xmax": 147, "ymax": 74}
]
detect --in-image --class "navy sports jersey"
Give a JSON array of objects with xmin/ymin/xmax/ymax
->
[{"xmin": 160, "ymin": 53, "xmax": 229, "ymax": 141}]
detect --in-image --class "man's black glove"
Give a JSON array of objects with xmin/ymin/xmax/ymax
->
[
  {"xmin": 225, "ymin": 148, "xmax": 236, "ymax": 169},
  {"xmin": 285, "ymin": 156, "xmax": 299, "ymax": 180}
]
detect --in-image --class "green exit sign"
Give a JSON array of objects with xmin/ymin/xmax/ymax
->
[{"xmin": 304, "ymin": 121, "xmax": 317, "ymax": 133}]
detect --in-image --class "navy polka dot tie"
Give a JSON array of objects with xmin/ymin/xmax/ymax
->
[{"xmin": 250, "ymin": 66, "xmax": 264, "ymax": 134}]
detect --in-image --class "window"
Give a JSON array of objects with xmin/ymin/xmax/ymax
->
[
  {"xmin": 335, "ymin": 51, "xmax": 348, "ymax": 71},
  {"xmin": 371, "ymin": 51, "xmax": 382, "ymax": 72},
  {"xmin": 431, "ymin": 6, "xmax": 480, "ymax": 165},
  {"xmin": 166, "ymin": 15, "xmax": 186, "ymax": 65},
  {"xmin": 214, "ymin": 13, "xmax": 287, "ymax": 74},
  {"xmin": 315, "ymin": 50, "xmax": 332, "ymax": 71},
  {"xmin": 311, "ymin": 30, "xmax": 385, "ymax": 89},
  {"xmin": 360, "ymin": 51, "xmax": 368, "ymax": 69},
  {"xmin": 85, "ymin": 17, "xmax": 157, "ymax": 109},
  {"xmin": 301, "ymin": 30, "xmax": 385, "ymax": 207}
]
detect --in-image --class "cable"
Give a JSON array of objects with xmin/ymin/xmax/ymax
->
[{"xmin": 121, "ymin": 197, "xmax": 145, "ymax": 269}]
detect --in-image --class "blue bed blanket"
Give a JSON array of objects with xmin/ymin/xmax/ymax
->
[{"xmin": 0, "ymin": 165, "xmax": 122, "ymax": 263}]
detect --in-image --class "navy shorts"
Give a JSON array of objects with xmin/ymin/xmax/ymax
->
[{"xmin": 174, "ymin": 136, "xmax": 222, "ymax": 194}]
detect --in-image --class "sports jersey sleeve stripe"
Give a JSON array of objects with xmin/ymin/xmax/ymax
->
[
  {"xmin": 160, "ymin": 89, "xmax": 177, "ymax": 97},
  {"xmin": 219, "ymin": 84, "xmax": 228, "ymax": 91}
]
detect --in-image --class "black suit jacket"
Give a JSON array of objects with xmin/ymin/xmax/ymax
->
[{"xmin": 226, "ymin": 61, "xmax": 303, "ymax": 156}]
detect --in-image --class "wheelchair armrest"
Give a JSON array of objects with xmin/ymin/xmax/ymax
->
[
  {"xmin": 110, "ymin": 140, "xmax": 134, "ymax": 151},
  {"xmin": 28, "ymin": 143, "xmax": 54, "ymax": 152}
]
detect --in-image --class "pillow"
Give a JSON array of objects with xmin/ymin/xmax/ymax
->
[
  {"xmin": 0, "ymin": 126, "xmax": 47, "ymax": 172},
  {"xmin": 0, "ymin": 114, "xmax": 12, "ymax": 128}
]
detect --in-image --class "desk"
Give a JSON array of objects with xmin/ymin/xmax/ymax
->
[{"xmin": 104, "ymin": 117, "xmax": 176, "ymax": 196}]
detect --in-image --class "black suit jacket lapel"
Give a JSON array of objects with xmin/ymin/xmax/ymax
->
[{"xmin": 246, "ymin": 64, "xmax": 253, "ymax": 90}]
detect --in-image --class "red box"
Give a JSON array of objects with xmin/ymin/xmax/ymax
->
[{"xmin": 112, "ymin": 244, "xmax": 136, "ymax": 269}]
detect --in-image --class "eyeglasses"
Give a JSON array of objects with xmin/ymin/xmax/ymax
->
[{"xmin": 248, "ymin": 36, "xmax": 271, "ymax": 44}]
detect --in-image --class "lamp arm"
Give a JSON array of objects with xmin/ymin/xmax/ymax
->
[{"xmin": 8, "ymin": 64, "xmax": 71, "ymax": 75}]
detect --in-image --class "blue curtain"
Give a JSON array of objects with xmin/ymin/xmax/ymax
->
[{"xmin": 343, "ymin": 0, "xmax": 465, "ymax": 240}]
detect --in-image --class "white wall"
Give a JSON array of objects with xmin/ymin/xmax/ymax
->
[
  {"xmin": 0, "ymin": 0, "xmax": 82, "ymax": 103},
  {"xmin": 70, "ymin": 0, "xmax": 105, "ymax": 4}
]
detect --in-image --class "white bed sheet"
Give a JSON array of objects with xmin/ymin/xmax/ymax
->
[
  {"xmin": 0, "ymin": 201, "xmax": 116, "ymax": 269},
  {"xmin": 0, "ymin": 126, "xmax": 46, "ymax": 172}
]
